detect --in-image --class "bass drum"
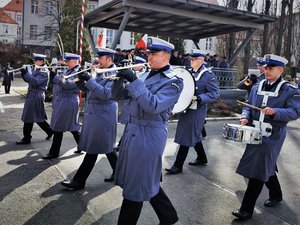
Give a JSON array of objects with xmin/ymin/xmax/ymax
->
[{"xmin": 172, "ymin": 67, "xmax": 195, "ymax": 114}]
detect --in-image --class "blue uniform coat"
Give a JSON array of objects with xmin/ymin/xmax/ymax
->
[
  {"xmin": 21, "ymin": 68, "xmax": 49, "ymax": 123},
  {"xmin": 112, "ymin": 68, "xmax": 183, "ymax": 202},
  {"xmin": 78, "ymin": 69, "xmax": 117, "ymax": 154},
  {"xmin": 2, "ymin": 68, "xmax": 13, "ymax": 86},
  {"xmin": 50, "ymin": 66, "xmax": 80, "ymax": 132},
  {"xmin": 236, "ymin": 80, "xmax": 300, "ymax": 182},
  {"xmin": 175, "ymin": 66, "xmax": 220, "ymax": 146}
]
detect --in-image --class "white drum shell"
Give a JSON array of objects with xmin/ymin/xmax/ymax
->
[
  {"xmin": 223, "ymin": 123, "xmax": 262, "ymax": 144},
  {"xmin": 171, "ymin": 67, "xmax": 195, "ymax": 114}
]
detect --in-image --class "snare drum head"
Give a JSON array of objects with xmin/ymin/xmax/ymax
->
[{"xmin": 172, "ymin": 67, "xmax": 195, "ymax": 114}]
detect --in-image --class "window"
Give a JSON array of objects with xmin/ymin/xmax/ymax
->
[
  {"xmin": 44, "ymin": 26, "xmax": 52, "ymax": 41},
  {"xmin": 88, "ymin": 4, "xmax": 96, "ymax": 11},
  {"xmin": 130, "ymin": 32, "xmax": 135, "ymax": 45},
  {"xmin": 17, "ymin": 26, "xmax": 21, "ymax": 35},
  {"xmin": 31, "ymin": 0, "xmax": 38, "ymax": 14},
  {"xmin": 4, "ymin": 25, "xmax": 8, "ymax": 34},
  {"xmin": 205, "ymin": 38, "xmax": 212, "ymax": 50},
  {"xmin": 30, "ymin": 25, "xmax": 38, "ymax": 40},
  {"xmin": 46, "ymin": 2, "xmax": 53, "ymax": 15},
  {"xmin": 45, "ymin": 49, "xmax": 50, "ymax": 56},
  {"xmin": 16, "ymin": 14, "xmax": 22, "ymax": 22},
  {"xmin": 106, "ymin": 29, "xmax": 114, "ymax": 47}
]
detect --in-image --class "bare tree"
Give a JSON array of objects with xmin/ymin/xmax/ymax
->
[
  {"xmin": 242, "ymin": 0, "xmax": 256, "ymax": 75},
  {"xmin": 261, "ymin": 0, "xmax": 271, "ymax": 55},
  {"xmin": 227, "ymin": 0, "xmax": 240, "ymax": 63},
  {"xmin": 284, "ymin": 0, "xmax": 294, "ymax": 64},
  {"xmin": 275, "ymin": 0, "xmax": 288, "ymax": 55}
]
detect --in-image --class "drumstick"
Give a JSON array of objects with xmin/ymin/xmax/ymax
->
[{"xmin": 237, "ymin": 100, "xmax": 263, "ymax": 111}]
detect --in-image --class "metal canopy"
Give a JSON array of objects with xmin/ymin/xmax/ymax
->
[{"xmin": 84, "ymin": 0, "xmax": 276, "ymax": 41}]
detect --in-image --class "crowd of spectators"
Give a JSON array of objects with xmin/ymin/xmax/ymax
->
[{"xmin": 113, "ymin": 48, "xmax": 230, "ymax": 70}]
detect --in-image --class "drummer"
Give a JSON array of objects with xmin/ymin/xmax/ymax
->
[
  {"xmin": 232, "ymin": 54, "xmax": 300, "ymax": 220},
  {"xmin": 165, "ymin": 49, "xmax": 220, "ymax": 174}
]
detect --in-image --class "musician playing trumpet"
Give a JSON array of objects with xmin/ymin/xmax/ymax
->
[
  {"xmin": 232, "ymin": 54, "xmax": 300, "ymax": 220},
  {"xmin": 61, "ymin": 47, "xmax": 118, "ymax": 190},
  {"xmin": 42, "ymin": 53, "xmax": 81, "ymax": 159},
  {"xmin": 238, "ymin": 57, "xmax": 266, "ymax": 94},
  {"xmin": 166, "ymin": 49, "xmax": 220, "ymax": 174},
  {"xmin": 16, "ymin": 53, "xmax": 53, "ymax": 145}
]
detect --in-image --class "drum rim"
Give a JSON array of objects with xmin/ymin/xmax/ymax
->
[{"xmin": 171, "ymin": 67, "xmax": 196, "ymax": 114}]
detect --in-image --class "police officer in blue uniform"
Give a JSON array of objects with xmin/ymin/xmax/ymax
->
[
  {"xmin": 114, "ymin": 56, "xmax": 148, "ymax": 151},
  {"xmin": 166, "ymin": 49, "xmax": 220, "ymax": 174},
  {"xmin": 60, "ymin": 47, "xmax": 118, "ymax": 190},
  {"xmin": 112, "ymin": 37, "xmax": 183, "ymax": 225},
  {"xmin": 232, "ymin": 54, "xmax": 300, "ymax": 220},
  {"xmin": 50, "ymin": 55, "xmax": 66, "ymax": 108},
  {"xmin": 238, "ymin": 57, "xmax": 266, "ymax": 94},
  {"xmin": 16, "ymin": 54, "xmax": 53, "ymax": 145},
  {"xmin": 42, "ymin": 53, "xmax": 81, "ymax": 159}
]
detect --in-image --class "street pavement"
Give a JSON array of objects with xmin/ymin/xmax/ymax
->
[{"xmin": 0, "ymin": 77, "xmax": 299, "ymax": 225}]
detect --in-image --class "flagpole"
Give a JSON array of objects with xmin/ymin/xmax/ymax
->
[{"xmin": 79, "ymin": 0, "xmax": 85, "ymax": 65}]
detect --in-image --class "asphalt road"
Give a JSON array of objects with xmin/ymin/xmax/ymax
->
[{"xmin": 0, "ymin": 78, "xmax": 299, "ymax": 225}]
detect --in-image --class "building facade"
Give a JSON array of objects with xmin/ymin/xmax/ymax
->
[
  {"xmin": 0, "ymin": 8, "xmax": 18, "ymax": 44},
  {"xmin": 2, "ymin": 0, "xmax": 22, "ymax": 43}
]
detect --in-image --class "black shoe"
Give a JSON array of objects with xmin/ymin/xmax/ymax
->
[
  {"xmin": 16, "ymin": 139, "xmax": 31, "ymax": 145},
  {"xmin": 188, "ymin": 159, "xmax": 207, "ymax": 166},
  {"xmin": 104, "ymin": 173, "xmax": 114, "ymax": 182},
  {"xmin": 42, "ymin": 154, "xmax": 58, "ymax": 160},
  {"xmin": 264, "ymin": 198, "xmax": 282, "ymax": 207},
  {"xmin": 165, "ymin": 165, "xmax": 182, "ymax": 174},
  {"xmin": 74, "ymin": 149, "xmax": 82, "ymax": 154},
  {"xmin": 45, "ymin": 133, "xmax": 53, "ymax": 140},
  {"xmin": 232, "ymin": 209, "xmax": 252, "ymax": 220},
  {"xmin": 61, "ymin": 179, "xmax": 84, "ymax": 190}
]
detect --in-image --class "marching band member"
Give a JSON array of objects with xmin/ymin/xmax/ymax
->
[
  {"xmin": 112, "ymin": 37, "xmax": 182, "ymax": 225},
  {"xmin": 61, "ymin": 47, "xmax": 118, "ymax": 190},
  {"xmin": 51, "ymin": 55, "xmax": 66, "ymax": 109},
  {"xmin": 238, "ymin": 57, "xmax": 266, "ymax": 94},
  {"xmin": 16, "ymin": 53, "xmax": 53, "ymax": 145},
  {"xmin": 42, "ymin": 53, "xmax": 81, "ymax": 159},
  {"xmin": 114, "ymin": 56, "xmax": 148, "ymax": 152},
  {"xmin": 232, "ymin": 54, "xmax": 300, "ymax": 220},
  {"xmin": 166, "ymin": 49, "xmax": 220, "ymax": 174}
]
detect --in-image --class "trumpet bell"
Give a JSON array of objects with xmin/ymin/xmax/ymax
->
[{"xmin": 243, "ymin": 78, "xmax": 252, "ymax": 86}]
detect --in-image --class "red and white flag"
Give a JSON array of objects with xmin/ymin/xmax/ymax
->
[
  {"xmin": 97, "ymin": 32, "xmax": 104, "ymax": 47},
  {"xmin": 135, "ymin": 34, "xmax": 148, "ymax": 50}
]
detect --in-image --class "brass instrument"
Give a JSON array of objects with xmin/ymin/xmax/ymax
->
[
  {"xmin": 243, "ymin": 78, "xmax": 252, "ymax": 86},
  {"xmin": 64, "ymin": 63, "xmax": 149, "ymax": 81}
]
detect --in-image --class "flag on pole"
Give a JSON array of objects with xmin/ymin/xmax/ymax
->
[
  {"xmin": 135, "ymin": 34, "xmax": 148, "ymax": 50},
  {"xmin": 97, "ymin": 32, "xmax": 104, "ymax": 47}
]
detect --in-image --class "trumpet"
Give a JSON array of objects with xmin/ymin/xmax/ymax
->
[
  {"xmin": 64, "ymin": 63, "xmax": 149, "ymax": 80},
  {"xmin": 7, "ymin": 64, "xmax": 33, "ymax": 73},
  {"xmin": 243, "ymin": 78, "xmax": 252, "ymax": 86},
  {"xmin": 243, "ymin": 74, "xmax": 258, "ymax": 86}
]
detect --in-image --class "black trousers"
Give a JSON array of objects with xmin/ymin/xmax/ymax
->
[
  {"xmin": 22, "ymin": 122, "xmax": 52, "ymax": 141},
  {"xmin": 117, "ymin": 187, "xmax": 178, "ymax": 225},
  {"xmin": 48, "ymin": 131, "xmax": 80, "ymax": 156},
  {"xmin": 241, "ymin": 174, "xmax": 282, "ymax": 213},
  {"xmin": 73, "ymin": 151, "xmax": 118, "ymax": 185},
  {"xmin": 174, "ymin": 141, "xmax": 207, "ymax": 169},
  {"xmin": 4, "ymin": 85, "xmax": 11, "ymax": 94}
]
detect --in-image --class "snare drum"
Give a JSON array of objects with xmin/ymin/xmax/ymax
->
[
  {"xmin": 171, "ymin": 67, "xmax": 195, "ymax": 114},
  {"xmin": 223, "ymin": 123, "xmax": 262, "ymax": 144}
]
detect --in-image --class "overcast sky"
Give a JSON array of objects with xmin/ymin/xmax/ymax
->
[{"xmin": 0, "ymin": 0, "xmax": 10, "ymax": 7}]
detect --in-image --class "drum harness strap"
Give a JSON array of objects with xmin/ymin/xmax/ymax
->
[
  {"xmin": 189, "ymin": 67, "xmax": 212, "ymax": 110},
  {"xmin": 254, "ymin": 79, "xmax": 287, "ymax": 137}
]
